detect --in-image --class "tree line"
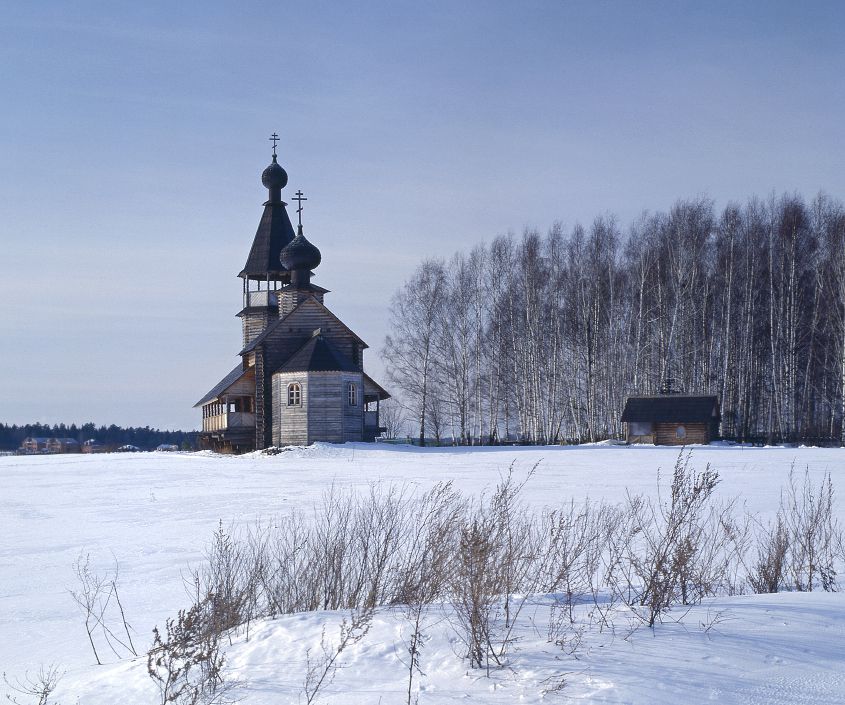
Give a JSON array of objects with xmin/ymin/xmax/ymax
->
[
  {"xmin": 0, "ymin": 422, "xmax": 198, "ymax": 451},
  {"xmin": 382, "ymin": 192, "xmax": 845, "ymax": 445}
]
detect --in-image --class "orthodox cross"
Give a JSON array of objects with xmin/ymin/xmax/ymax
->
[
  {"xmin": 269, "ymin": 132, "xmax": 279, "ymax": 157},
  {"xmin": 292, "ymin": 189, "xmax": 307, "ymax": 227}
]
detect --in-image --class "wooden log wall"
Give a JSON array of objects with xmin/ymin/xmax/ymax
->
[
  {"xmin": 653, "ymin": 422, "xmax": 710, "ymax": 445},
  {"xmin": 242, "ymin": 308, "xmax": 275, "ymax": 349},
  {"xmin": 271, "ymin": 373, "xmax": 307, "ymax": 446}
]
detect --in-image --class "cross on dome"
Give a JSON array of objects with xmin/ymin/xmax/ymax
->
[
  {"xmin": 269, "ymin": 132, "xmax": 280, "ymax": 157},
  {"xmin": 292, "ymin": 189, "xmax": 307, "ymax": 228}
]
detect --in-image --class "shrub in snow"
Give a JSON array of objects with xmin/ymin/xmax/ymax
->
[
  {"xmin": 69, "ymin": 553, "xmax": 137, "ymax": 665},
  {"xmin": 749, "ymin": 469, "xmax": 843, "ymax": 594},
  {"xmin": 143, "ymin": 451, "xmax": 845, "ymax": 699},
  {"xmin": 302, "ymin": 608, "xmax": 372, "ymax": 705},
  {"xmin": 2, "ymin": 666, "xmax": 63, "ymax": 705},
  {"xmin": 783, "ymin": 469, "xmax": 841, "ymax": 591},
  {"xmin": 147, "ymin": 594, "xmax": 231, "ymax": 705}
]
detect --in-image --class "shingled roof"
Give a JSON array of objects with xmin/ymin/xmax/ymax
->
[
  {"xmin": 238, "ymin": 202, "xmax": 296, "ymax": 280},
  {"xmin": 193, "ymin": 363, "xmax": 247, "ymax": 407},
  {"xmin": 363, "ymin": 372, "xmax": 391, "ymax": 401},
  {"xmin": 275, "ymin": 334, "xmax": 358, "ymax": 374},
  {"xmin": 240, "ymin": 296, "xmax": 367, "ymax": 355},
  {"xmin": 621, "ymin": 395, "xmax": 720, "ymax": 423}
]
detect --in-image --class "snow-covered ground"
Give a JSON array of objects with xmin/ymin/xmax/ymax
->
[{"xmin": 2, "ymin": 443, "xmax": 844, "ymax": 703}]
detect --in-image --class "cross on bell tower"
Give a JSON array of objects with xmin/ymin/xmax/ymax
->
[{"xmin": 269, "ymin": 132, "xmax": 279, "ymax": 157}]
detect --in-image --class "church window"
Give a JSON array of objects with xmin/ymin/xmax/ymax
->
[
  {"xmin": 347, "ymin": 382, "xmax": 358, "ymax": 407},
  {"xmin": 288, "ymin": 383, "xmax": 302, "ymax": 406}
]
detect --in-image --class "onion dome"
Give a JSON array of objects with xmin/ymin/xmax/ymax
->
[
  {"xmin": 280, "ymin": 225, "xmax": 322, "ymax": 274},
  {"xmin": 261, "ymin": 154, "xmax": 288, "ymax": 191}
]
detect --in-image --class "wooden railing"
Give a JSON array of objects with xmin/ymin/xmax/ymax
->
[
  {"xmin": 246, "ymin": 290, "xmax": 278, "ymax": 308},
  {"xmin": 203, "ymin": 412, "xmax": 256, "ymax": 433}
]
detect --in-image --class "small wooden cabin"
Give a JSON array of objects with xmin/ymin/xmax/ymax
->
[{"xmin": 621, "ymin": 394, "xmax": 720, "ymax": 445}]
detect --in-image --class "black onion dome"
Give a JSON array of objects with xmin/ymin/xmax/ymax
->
[
  {"xmin": 261, "ymin": 155, "xmax": 288, "ymax": 190},
  {"xmin": 280, "ymin": 227, "xmax": 321, "ymax": 272}
]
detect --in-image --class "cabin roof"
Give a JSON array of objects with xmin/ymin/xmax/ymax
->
[
  {"xmin": 194, "ymin": 363, "xmax": 246, "ymax": 407},
  {"xmin": 621, "ymin": 395, "xmax": 720, "ymax": 423},
  {"xmin": 275, "ymin": 334, "xmax": 358, "ymax": 374}
]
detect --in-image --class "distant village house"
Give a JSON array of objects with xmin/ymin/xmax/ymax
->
[
  {"xmin": 21, "ymin": 437, "xmax": 80, "ymax": 454},
  {"xmin": 21, "ymin": 437, "xmax": 50, "ymax": 454},
  {"xmin": 48, "ymin": 437, "xmax": 80, "ymax": 453},
  {"xmin": 81, "ymin": 439, "xmax": 106, "ymax": 453}
]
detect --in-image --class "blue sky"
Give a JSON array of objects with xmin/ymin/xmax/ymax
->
[{"xmin": 1, "ymin": 1, "xmax": 843, "ymax": 430}]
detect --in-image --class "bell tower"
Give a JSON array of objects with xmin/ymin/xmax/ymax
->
[{"xmin": 237, "ymin": 134, "xmax": 297, "ymax": 347}]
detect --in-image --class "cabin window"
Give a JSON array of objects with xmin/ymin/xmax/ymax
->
[
  {"xmin": 629, "ymin": 421, "xmax": 652, "ymax": 436},
  {"xmin": 288, "ymin": 383, "xmax": 302, "ymax": 406},
  {"xmin": 347, "ymin": 382, "xmax": 358, "ymax": 407},
  {"xmin": 676, "ymin": 425, "xmax": 686, "ymax": 440}
]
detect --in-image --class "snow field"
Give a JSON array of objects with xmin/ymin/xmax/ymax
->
[{"xmin": 1, "ymin": 444, "xmax": 844, "ymax": 703}]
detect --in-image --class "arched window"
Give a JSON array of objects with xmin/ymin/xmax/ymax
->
[
  {"xmin": 347, "ymin": 382, "xmax": 357, "ymax": 407},
  {"xmin": 676, "ymin": 425, "xmax": 686, "ymax": 440},
  {"xmin": 288, "ymin": 383, "xmax": 301, "ymax": 406}
]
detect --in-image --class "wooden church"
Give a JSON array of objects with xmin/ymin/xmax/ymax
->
[{"xmin": 196, "ymin": 138, "xmax": 389, "ymax": 453}]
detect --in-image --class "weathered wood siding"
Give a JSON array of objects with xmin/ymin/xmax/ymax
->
[
  {"xmin": 226, "ymin": 366, "xmax": 255, "ymax": 397},
  {"xmin": 241, "ymin": 308, "xmax": 276, "ymax": 349},
  {"xmin": 304, "ymin": 373, "xmax": 342, "ymax": 443},
  {"xmin": 301, "ymin": 372, "xmax": 363, "ymax": 444},
  {"xmin": 260, "ymin": 300, "xmax": 351, "ymax": 370},
  {"xmin": 271, "ymin": 371, "xmax": 364, "ymax": 446},
  {"xmin": 272, "ymin": 372, "xmax": 308, "ymax": 446},
  {"xmin": 279, "ymin": 289, "xmax": 325, "ymax": 316},
  {"xmin": 278, "ymin": 299, "xmax": 360, "ymax": 363},
  {"xmin": 251, "ymin": 297, "xmax": 370, "ymax": 449},
  {"xmin": 340, "ymin": 373, "xmax": 364, "ymax": 442},
  {"xmin": 654, "ymin": 422, "xmax": 710, "ymax": 445},
  {"xmin": 254, "ymin": 351, "xmax": 269, "ymax": 449}
]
